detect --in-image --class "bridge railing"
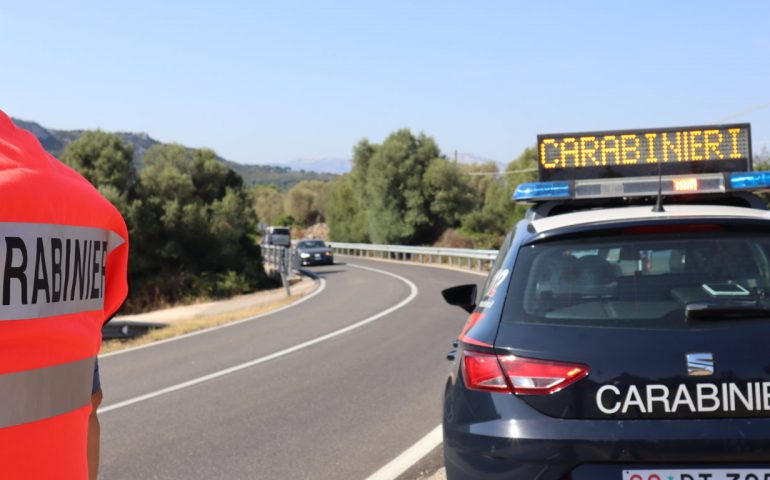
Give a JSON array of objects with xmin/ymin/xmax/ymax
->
[{"xmin": 328, "ymin": 242, "xmax": 499, "ymax": 272}]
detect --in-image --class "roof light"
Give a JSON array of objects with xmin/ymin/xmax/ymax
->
[
  {"xmin": 514, "ymin": 173, "xmax": 731, "ymax": 203},
  {"xmin": 673, "ymin": 177, "xmax": 699, "ymax": 192},
  {"xmin": 513, "ymin": 181, "xmax": 570, "ymax": 202},
  {"xmin": 573, "ymin": 173, "xmax": 724, "ymax": 199},
  {"xmin": 729, "ymin": 171, "xmax": 770, "ymax": 190}
]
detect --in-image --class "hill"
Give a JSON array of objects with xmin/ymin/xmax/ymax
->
[{"xmin": 11, "ymin": 118, "xmax": 335, "ymax": 189}]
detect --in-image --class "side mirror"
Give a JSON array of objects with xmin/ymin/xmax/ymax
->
[{"xmin": 441, "ymin": 284, "xmax": 477, "ymax": 313}]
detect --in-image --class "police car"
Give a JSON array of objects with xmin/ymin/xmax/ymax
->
[{"xmin": 441, "ymin": 124, "xmax": 770, "ymax": 480}]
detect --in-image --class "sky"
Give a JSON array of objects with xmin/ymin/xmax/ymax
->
[{"xmin": 1, "ymin": 1, "xmax": 769, "ymax": 167}]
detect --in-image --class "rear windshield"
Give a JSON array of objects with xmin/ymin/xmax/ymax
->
[
  {"xmin": 505, "ymin": 233, "xmax": 770, "ymax": 328},
  {"xmin": 299, "ymin": 240, "xmax": 326, "ymax": 248},
  {"xmin": 270, "ymin": 228, "xmax": 290, "ymax": 235}
]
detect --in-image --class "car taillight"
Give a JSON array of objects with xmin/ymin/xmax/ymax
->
[
  {"xmin": 461, "ymin": 351, "xmax": 510, "ymax": 392},
  {"xmin": 462, "ymin": 350, "xmax": 589, "ymax": 395}
]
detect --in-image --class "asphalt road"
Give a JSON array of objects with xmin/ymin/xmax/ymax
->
[{"xmin": 98, "ymin": 257, "xmax": 483, "ymax": 479}]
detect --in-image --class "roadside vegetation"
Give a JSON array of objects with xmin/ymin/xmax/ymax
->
[
  {"xmin": 100, "ymin": 279, "xmax": 310, "ymax": 353},
  {"xmin": 258, "ymin": 129, "xmax": 540, "ymax": 249},
  {"xmin": 57, "ymin": 127, "xmax": 581, "ymax": 314},
  {"xmin": 61, "ymin": 132, "xmax": 274, "ymax": 313}
]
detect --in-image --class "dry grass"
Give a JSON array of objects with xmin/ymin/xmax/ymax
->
[{"xmin": 100, "ymin": 293, "xmax": 306, "ymax": 354}]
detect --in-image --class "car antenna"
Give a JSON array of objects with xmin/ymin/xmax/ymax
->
[{"xmin": 652, "ymin": 159, "xmax": 665, "ymax": 213}]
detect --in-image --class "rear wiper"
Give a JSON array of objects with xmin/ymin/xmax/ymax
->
[{"xmin": 685, "ymin": 301, "xmax": 770, "ymax": 321}]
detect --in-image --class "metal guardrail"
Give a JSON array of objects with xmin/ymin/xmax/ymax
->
[
  {"xmin": 329, "ymin": 242, "xmax": 499, "ymax": 271},
  {"xmin": 261, "ymin": 244, "xmax": 293, "ymax": 295}
]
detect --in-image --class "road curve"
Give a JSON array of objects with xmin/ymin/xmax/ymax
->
[{"xmin": 99, "ymin": 257, "xmax": 482, "ymax": 479}]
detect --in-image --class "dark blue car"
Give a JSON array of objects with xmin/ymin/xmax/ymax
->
[
  {"xmin": 294, "ymin": 239, "xmax": 334, "ymax": 266},
  {"xmin": 441, "ymin": 124, "xmax": 770, "ymax": 480}
]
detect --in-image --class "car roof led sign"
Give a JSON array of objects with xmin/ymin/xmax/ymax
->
[{"xmin": 537, "ymin": 124, "xmax": 752, "ymax": 182}]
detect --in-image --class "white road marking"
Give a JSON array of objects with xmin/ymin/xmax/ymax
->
[
  {"xmin": 100, "ymin": 263, "xmax": 418, "ymax": 413},
  {"xmin": 365, "ymin": 424, "xmax": 443, "ymax": 480},
  {"xmin": 354, "ymin": 256, "xmax": 483, "ymax": 480},
  {"xmin": 101, "ymin": 275, "xmax": 327, "ymax": 358}
]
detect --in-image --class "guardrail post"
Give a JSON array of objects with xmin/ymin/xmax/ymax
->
[{"xmin": 279, "ymin": 247, "xmax": 291, "ymax": 296}]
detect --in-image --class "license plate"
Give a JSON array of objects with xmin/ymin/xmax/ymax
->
[
  {"xmin": 314, "ymin": 254, "xmax": 321, "ymax": 259},
  {"xmin": 624, "ymin": 470, "xmax": 770, "ymax": 480}
]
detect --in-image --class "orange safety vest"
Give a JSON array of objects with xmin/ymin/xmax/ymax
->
[{"xmin": 0, "ymin": 111, "xmax": 129, "ymax": 478}]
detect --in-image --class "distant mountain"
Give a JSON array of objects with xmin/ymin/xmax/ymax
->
[
  {"xmin": 276, "ymin": 157, "xmax": 351, "ymax": 174},
  {"xmin": 12, "ymin": 119, "xmax": 161, "ymax": 164},
  {"xmin": 271, "ymin": 152, "xmax": 504, "ymax": 175},
  {"xmin": 11, "ymin": 118, "xmax": 335, "ymax": 189},
  {"xmin": 224, "ymin": 161, "xmax": 334, "ymax": 190},
  {"xmin": 446, "ymin": 151, "xmax": 506, "ymax": 170}
]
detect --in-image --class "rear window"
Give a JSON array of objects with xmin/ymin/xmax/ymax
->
[
  {"xmin": 271, "ymin": 228, "xmax": 290, "ymax": 235},
  {"xmin": 505, "ymin": 233, "xmax": 770, "ymax": 328}
]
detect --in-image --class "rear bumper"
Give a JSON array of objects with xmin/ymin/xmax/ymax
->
[{"xmin": 444, "ymin": 382, "xmax": 770, "ymax": 479}]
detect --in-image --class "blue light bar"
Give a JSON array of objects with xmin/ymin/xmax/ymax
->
[
  {"xmin": 514, "ymin": 171, "xmax": 770, "ymax": 204},
  {"xmin": 513, "ymin": 181, "xmax": 571, "ymax": 202},
  {"xmin": 729, "ymin": 171, "xmax": 770, "ymax": 190}
]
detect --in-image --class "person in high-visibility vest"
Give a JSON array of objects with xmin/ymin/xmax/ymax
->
[{"xmin": 0, "ymin": 110, "xmax": 129, "ymax": 479}]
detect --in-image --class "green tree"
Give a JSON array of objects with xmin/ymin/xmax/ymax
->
[
  {"xmin": 458, "ymin": 148, "xmax": 538, "ymax": 247},
  {"xmin": 325, "ymin": 174, "xmax": 369, "ymax": 242},
  {"xmin": 251, "ymin": 185, "xmax": 286, "ymax": 226},
  {"xmin": 284, "ymin": 184, "xmax": 319, "ymax": 227},
  {"xmin": 351, "ymin": 139, "xmax": 374, "ymax": 189},
  {"xmin": 424, "ymin": 158, "xmax": 474, "ymax": 230},
  {"xmin": 59, "ymin": 135, "xmax": 271, "ymax": 312},
  {"xmin": 460, "ymin": 161, "xmax": 499, "ymax": 206},
  {"xmin": 365, "ymin": 129, "xmax": 441, "ymax": 244},
  {"xmin": 60, "ymin": 130, "xmax": 136, "ymax": 199},
  {"xmin": 505, "ymin": 146, "xmax": 539, "ymax": 224},
  {"xmin": 323, "ymin": 141, "xmax": 374, "ymax": 241},
  {"xmin": 130, "ymin": 144, "xmax": 266, "ymax": 308}
]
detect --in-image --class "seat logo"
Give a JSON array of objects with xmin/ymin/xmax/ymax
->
[{"xmin": 687, "ymin": 353, "xmax": 714, "ymax": 376}]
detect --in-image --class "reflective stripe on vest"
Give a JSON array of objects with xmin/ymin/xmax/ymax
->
[
  {"xmin": 0, "ymin": 222, "xmax": 125, "ymax": 321},
  {"xmin": 0, "ymin": 357, "xmax": 94, "ymax": 429}
]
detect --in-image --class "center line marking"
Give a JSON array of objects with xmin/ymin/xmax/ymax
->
[{"xmin": 100, "ymin": 263, "xmax": 418, "ymax": 414}]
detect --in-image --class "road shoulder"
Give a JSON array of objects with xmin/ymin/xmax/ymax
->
[{"xmin": 101, "ymin": 275, "xmax": 319, "ymax": 354}]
